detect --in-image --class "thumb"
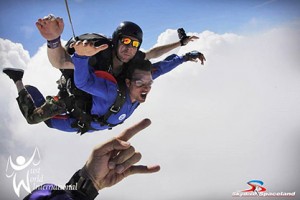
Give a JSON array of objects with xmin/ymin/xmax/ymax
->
[{"xmin": 95, "ymin": 44, "xmax": 109, "ymax": 51}]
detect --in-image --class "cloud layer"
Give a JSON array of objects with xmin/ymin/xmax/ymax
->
[{"xmin": 1, "ymin": 23, "xmax": 300, "ymax": 199}]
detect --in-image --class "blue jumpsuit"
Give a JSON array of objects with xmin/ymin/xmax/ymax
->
[{"xmin": 38, "ymin": 54, "xmax": 185, "ymax": 133}]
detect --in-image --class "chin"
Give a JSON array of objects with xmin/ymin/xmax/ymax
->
[
  {"xmin": 121, "ymin": 56, "xmax": 132, "ymax": 63},
  {"xmin": 138, "ymin": 99, "xmax": 146, "ymax": 103}
]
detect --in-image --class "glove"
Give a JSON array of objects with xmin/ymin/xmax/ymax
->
[
  {"xmin": 184, "ymin": 51, "xmax": 206, "ymax": 65},
  {"xmin": 177, "ymin": 28, "xmax": 189, "ymax": 46},
  {"xmin": 65, "ymin": 33, "xmax": 112, "ymax": 55}
]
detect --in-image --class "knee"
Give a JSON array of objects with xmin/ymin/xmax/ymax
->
[{"xmin": 26, "ymin": 118, "xmax": 40, "ymax": 125}]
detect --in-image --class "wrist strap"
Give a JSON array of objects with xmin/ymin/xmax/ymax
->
[
  {"xmin": 47, "ymin": 36, "xmax": 61, "ymax": 49},
  {"xmin": 66, "ymin": 169, "xmax": 98, "ymax": 200},
  {"xmin": 180, "ymin": 36, "xmax": 189, "ymax": 46}
]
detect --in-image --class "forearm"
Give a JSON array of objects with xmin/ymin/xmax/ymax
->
[
  {"xmin": 152, "ymin": 54, "xmax": 185, "ymax": 79},
  {"xmin": 72, "ymin": 54, "xmax": 92, "ymax": 89},
  {"xmin": 72, "ymin": 54, "xmax": 111, "ymax": 97},
  {"xmin": 145, "ymin": 41, "xmax": 181, "ymax": 60},
  {"xmin": 47, "ymin": 42, "xmax": 74, "ymax": 69}
]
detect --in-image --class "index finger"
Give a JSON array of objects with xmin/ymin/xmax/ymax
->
[{"xmin": 117, "ymin": 118, "xmax": 151, "ymax": 141}]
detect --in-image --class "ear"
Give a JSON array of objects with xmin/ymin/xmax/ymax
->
[{"xmin": 125, "ymin": 79, "xmax": 131, "ymax": 87}]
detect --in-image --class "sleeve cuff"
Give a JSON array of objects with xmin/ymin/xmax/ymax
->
[{"xmin": 73, "ymin": 53, "xmax": 89, "ymax": 59}]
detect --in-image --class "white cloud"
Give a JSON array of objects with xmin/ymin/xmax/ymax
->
[
  {"xmin": 1, "ymin": 22, "xmax": 300, "ymax": 199},
  {"xmin": 0, "ymin": 38, "xmax": 30, "ymax": 69}
]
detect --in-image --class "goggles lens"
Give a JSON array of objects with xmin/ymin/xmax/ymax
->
[
  {"xmin": 132, "ymin": 79, "xmax": 153, "ymax": 87},
  {"xmin": 121, "ymin": 37, "xmax": 140, "ymax": 48}
]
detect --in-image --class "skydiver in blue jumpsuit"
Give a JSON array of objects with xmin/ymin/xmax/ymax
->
[
  {"xmin": 3, "ymin": 18, "xmax": 206, "ymax": 134},
  {"xmin": 3, "ymin": 52, "xmax": 202, "ymax": 133}
]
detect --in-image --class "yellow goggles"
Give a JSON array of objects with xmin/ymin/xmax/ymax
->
[{"xmin": 121, "ymin": 37, "xmax": 140, "ymax": 48}]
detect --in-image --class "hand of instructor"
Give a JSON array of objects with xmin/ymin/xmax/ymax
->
[
  {"xmin": 81, "ymin": 118, "xmax": 161, "ymax": 191},
  {"xmin": 36, "ymin": 14, "xmax": 64, "ymax": 41}
]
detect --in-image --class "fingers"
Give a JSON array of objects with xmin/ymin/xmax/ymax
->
[
  {"xmin": 71, "ymin": 40, "xmax": 109, "ymax": 49},
  {"xmin": 110, "ymin": 146, "xmax": 136, "ymax": 167},
  {"xmin": 81, "ymin": 40, "xmax": 89, "ymax": 47},
  {"xmin": 70, "ymin": 40, "xmax": 87, "ymax": 47},
  {"xmin": 43, "ymin": 14, "xmax": 55, "ymax": 20},
  {"xmin": 35, "ymin": 14, "xmax": 64, "ymax": 41},
  {"xmin": 57, "ymin": 17, "xmax": 64, "ymax": 29},
  {"xmin": 189, "ymin": 35, "xmax": 199, "ymax": 40},
  {"xmin": 71, "ymin": 41, "xmax": 109, "ymax": 56},
  {"xmin": 93, "ymin": 138, "xmax": 131, "ymax": 156},
  {"xmin": 36, "ymin": 14, "xmax": 58, "ymax": 26},
  {"xmin": 199, "ymin": 54, "xmax": 206, "ymax": 65},
  {"xmin": 117, "ymin": 118, "xmax": 151, "ymax": 142},
  {"xmin": 35, "ymin": 22, "xmax": 42, "ymax": 30},
  {"xmin": 36, "ymin": 18, "xmax": 46, "ymax": 27},
  {"xmin": 93, "ymin": 119, "xmax": 151, "ymax": 157},
  {"xmin": 114, "ymin": 152, "xmax": 142, "ymax": 174},
  {"xmin": 124, "ymin": 165, "xmax": 161, "ymax": 177}
]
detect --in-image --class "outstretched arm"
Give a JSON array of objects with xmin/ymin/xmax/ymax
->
[
  {"xmin": 151, "ymin": 54, "xmax": 185, "ymax": 79},
  {"xmin": 23, "ymin": 119, "xmax": 160, "ymax": 200},
  {"xmin": 36, "ymin": 14, "xmax": 74, "ymax": 69},
  {"xmin": 145, "ymin": 35, "xmax": 199, "ymax": 60},
  {"xmin": 152, "ymin": 50, "xmax": 206, "ymax": 80},
  {"xmin": 72, "ymin": 54, "xmax": 113, "ymax": 98},
  {"xmin": 71, "ymin": 42, "xmax": 113, "ymax": 97}
]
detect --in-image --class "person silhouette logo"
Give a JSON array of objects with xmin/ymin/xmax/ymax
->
[{"xmin": 6, "ymin": 147, "xmax": 41, "ymax": 197}]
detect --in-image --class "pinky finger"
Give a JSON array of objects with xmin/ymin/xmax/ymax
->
[{"xmin": 124, "ymin": 165, "xmax": 161, "ymax": 177}]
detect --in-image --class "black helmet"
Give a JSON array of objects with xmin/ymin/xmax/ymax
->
[{"xmin": 112, "ymin": 21, "xmax": 143, "ymax": 47}]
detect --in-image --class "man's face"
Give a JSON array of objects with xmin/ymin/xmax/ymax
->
[
  {"xmin": 126, "ymin": 69, "xmax": 153, "ymax": 103},
  {"xmin": 116, "ymin": 36, "xmax": 139, "ymax": 63}
]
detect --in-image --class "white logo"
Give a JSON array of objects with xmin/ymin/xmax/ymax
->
[
  {"xmin": 6, "ymin": 147, "xmax": 42, "ymax": 197},
  {"xmin": 119, "ymin": 114, "xmax": 126, "ymax": 121}
]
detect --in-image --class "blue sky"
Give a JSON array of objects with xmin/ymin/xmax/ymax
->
[{"xmin": 1, "ymin": 0, "xmax": 300, "ymax": 56}]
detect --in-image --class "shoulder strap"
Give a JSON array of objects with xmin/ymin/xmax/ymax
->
[{"xmin": 97, "ymin": 84, "xmax": 127, "ymax": 128}]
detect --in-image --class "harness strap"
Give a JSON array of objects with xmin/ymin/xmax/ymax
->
[
  {"xmin": 70, "ymin": 99, "xmax": 95, "ymax": 135},
  {"xmin": 58, "ymin": 67, "xmax": 127, "ymax": 135},
  {"xmin": 95, "ymin": 86, "xmax": 127, "ymax": 128},
  {"xmin": 69, "ymin": 86, "xmax": 127, "ymax": 134}
]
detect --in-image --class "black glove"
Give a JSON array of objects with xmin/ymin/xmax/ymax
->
[
  {"xmin": 65, "ymin": 33, "xmax": 112, "ymax": 55},
  {"xmin": 184, "ymin": 51, "xmax": 206, "ymax": 65},
  {"xmin": 177, "ymin": 28, "xmax": 189, "ymax": 46}
]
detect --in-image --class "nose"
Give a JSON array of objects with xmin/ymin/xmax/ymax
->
[
  {"xmin": 125, "ymin": 43, "xmax": 137, "ymax": 50},
  {"xmin": 143, "ymin": 85, "xmax": 151, "ymax": 90}
]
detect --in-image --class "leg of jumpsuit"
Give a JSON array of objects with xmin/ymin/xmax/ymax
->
[{"xmin": 16, "ymin": 88, "xmax": 66, "ymax": 124}]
